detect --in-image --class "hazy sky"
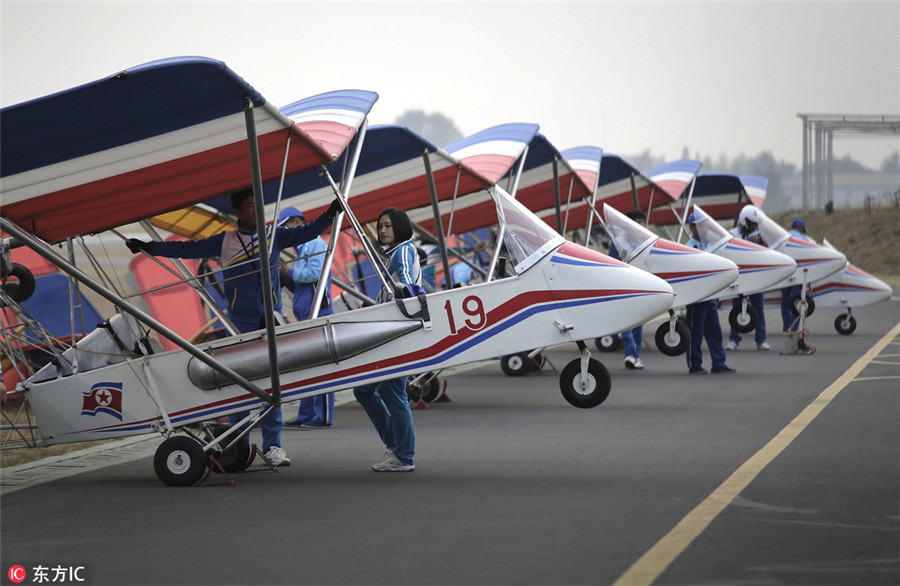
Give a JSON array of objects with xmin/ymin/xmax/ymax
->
[{"xmin": 2, "ymin": 1, "xmax": 898, "ymax": 171}]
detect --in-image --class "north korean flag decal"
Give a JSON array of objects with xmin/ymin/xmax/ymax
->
[{"xmin": 82, "ymin": 382, "xmax": 124, "ymax": 420}]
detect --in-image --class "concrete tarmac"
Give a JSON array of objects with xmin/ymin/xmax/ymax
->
[{"xmin": 1, "ymin": 300, "xmax": 898, "ymax": 586}]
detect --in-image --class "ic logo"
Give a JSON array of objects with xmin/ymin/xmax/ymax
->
[{"xmin": 7, "ymin": 565, "xmax": 26, "ymax": 583}]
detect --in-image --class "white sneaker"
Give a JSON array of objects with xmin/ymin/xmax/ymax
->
[
  {"xmin": 725, "ymin": 341, "xmax": 738, "ymax": 351},
  {"xmin": 757, "ymin": 342, "xmax": 771, "ymax": 351},
  {"xmin": 373, "ymin": 455, "xmax": 415, "ymax": 472},
  {"xmin": 624, "ymin": 356, "xmax": 636, "ymax": 369},
  {"xmin": 371, "ymin": 449, "xmax": 394, "ymax": 470},
  {"xmin": 633, "ymin": 358, "xmax": 644, "ymax": 370},
  {"xmin": 265, "ymin": 446, "xmax": 291, "ymax": 467}
]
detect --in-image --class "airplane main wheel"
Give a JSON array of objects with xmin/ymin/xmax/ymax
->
[
  {"xmin": 0, "ymin": 263, "xmax": 36, "ymax": 304},
  {"xmin": 655, "ymin": 320, "xmax": 691, "ymax": 356},
  {"xmin": 728, "ymin": 303, "xmax": 758, "ymax": 334},
  {"xmin": 559, "ymin": 358, "xmax": 611, "ymax": 409},
  {"xmin": 208, "ymin": 424, "xmax": 252, "ymax": 473},
  {"xmin": 501, "ymin": 352, "xmax": 541, "ymax": 377},
  {"xmin": 790, "ymin": 294, "xmax": 816, "ymax": 317},
  {"xmin": 154, "ymin": 436, "xmax": 208, "ymax": 487},
  {"xmin": 834, "ymin": 314, "xmax": 856, "ymax": 335},
  {"xmin": 595, "ymin": 334, "xmax": 621, "ymax": 353},
  {"xmin": 407, "ymin": 373, "xmax": 443, "ymax": 403}
]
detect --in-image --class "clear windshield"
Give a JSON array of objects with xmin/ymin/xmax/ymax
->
[
  {"xmin": 690, "ymin": 206, "xmax": 732, "ymax": 252},
  {"xmin": 755, "ymin": 209, "xmax": 791, "ymax": 248},
  {"xmin": 603, "ymin": 204, "xmax": 656, "ymax": 261},
  {"xmin": 493, "ymin": 186, "xmax": 564, "ymax": 274}
]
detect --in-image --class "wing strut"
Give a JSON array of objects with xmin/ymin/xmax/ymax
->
[
  {"xmin": 422, "ymin": 149, "xmax": 453, "ymax": 290},
  {"xmin": 310, "ymin": 119, "xmax": 368, "ymax": 319},
  {"xmin": 244, "ymin": 98, "xmax": 283, "ymax": 405}
]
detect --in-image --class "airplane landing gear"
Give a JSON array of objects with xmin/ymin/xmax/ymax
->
[
  {"xmin": 655, "ymin": 312, "xmax": 690, "ymax": 356},
  {"xmin": 154, "ymin": 436, "xmax": 208, "ymax": 487},
  {"xmin": 728, "ymin": 297, "xmax": 758, "ymax": 334},
  {"xmin": 834, "ymin": 312, "xmax": 856, "ymax": 336},
  {"xmin": 559, "ymin": 342, "xmax": 611, "ymax": 409},
  {"xmin": 594, "ymin": 334, "xmax": 621, "ymax": 353},
  {"xmin": 207, "ymin": 424, "xmax": 252, "ymax": 474},
  {"xmin": 501, "ymin": 351, "xmax": 543, "ymax": 376}
]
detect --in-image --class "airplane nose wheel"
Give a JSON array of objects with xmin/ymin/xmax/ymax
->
[
  {"xmin": 790, "ymin": 294, "xmax": 816, "ymax": 318},
  {"xmin": 655, "ymin": 318, "xmax": 690, "ymax": 356},
  {"xmin": 834, "ymin": 313, "xmax": 856, "ymax": 335},
  {"xmin": 559, "ymin": 357, "xmax": 610, "ymax": 409},
  {"xmin": 154, "ymin": 436, "xmax": 208, "ymax": 487},
  {"xmin": 728, "ymin": 301, "xmax": 758, "ymax": 334}
]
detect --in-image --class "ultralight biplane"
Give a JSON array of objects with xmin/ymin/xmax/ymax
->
[
  {"xmin": 1, "ymin": 58, "xmax": 674, "ymax": 486},
  {"xmin": 476, "ymin": 144, "xmax": 741, "ymax": 357}
]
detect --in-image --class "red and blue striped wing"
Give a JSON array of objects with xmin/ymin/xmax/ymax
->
[{"xmin": 0, "ymin": 56, "xmax": 376, "ymax": 242}]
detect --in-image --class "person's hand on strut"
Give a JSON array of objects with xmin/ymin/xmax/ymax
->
[{"xmin": 126, "ymin": 239, "xmax": 152, "ymax": 254}]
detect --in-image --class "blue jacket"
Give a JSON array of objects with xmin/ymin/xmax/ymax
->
[
  {"xmin": 377, "ymin": 239, "xmax": 422, "ymax": 303},
  {"xmin": 284, "ymin": 236, "xmax": 333, "ymax": 320},
  {"xmin": 148, "ymin": 213, "xmax": 332, "ymax": 324}
]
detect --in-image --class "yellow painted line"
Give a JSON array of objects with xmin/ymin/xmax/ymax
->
[
  {"xmin": 613, "ymin": 320, "xmax": 900, "ymax": 586},
  {"xmin": 852, "ymin": 375, "xmax": 900, "ymax": 382}
]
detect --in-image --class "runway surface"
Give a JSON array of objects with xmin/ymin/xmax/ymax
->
[{"xmin": 2, "ymin": 300, "xmax": 898, "ymax": 586}]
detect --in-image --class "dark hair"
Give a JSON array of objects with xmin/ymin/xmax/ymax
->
[
  {"xmin": 626, "ymin": 209, "xmax": 646, "ymax": 221},
  {"xmin": 230, "ymin": 188, "xmax": 253, "ymax": 210},
  {"xmin": 378, "ymin": 207, "xmax": 413, "ymax": 243}
]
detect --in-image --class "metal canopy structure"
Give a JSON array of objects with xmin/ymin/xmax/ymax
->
[{"xmin": 798, "ymin": 113, "xmax": 900, "ymax": 210}]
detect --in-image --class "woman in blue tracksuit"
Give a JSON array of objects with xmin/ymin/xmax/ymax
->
[
  {"xmin": 685, "ymin": 213, "xmax": 736, "ymax": 375},
  {"xmin": 781, "ymin": 218, "xmax": 810, "ymax": 333},
  {"xmin": 353, "ymin": 207, "xmax": 421, "ymax": 472},
  {"xmin": 126, "ymin": 189, "xmax": 341, "ymax": 466}
]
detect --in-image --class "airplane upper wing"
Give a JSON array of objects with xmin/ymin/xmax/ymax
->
[
  {"xmin": 679, "ymin": 172, "xmax": 749, "ymax": 225},
  {"xmin": 739, "ymin": 174, "xmax": 768, "ymax": 208},
  {"xmin": 643, "ymin": 159, "xmax": 703, "ymax": 225},
  {"xmin": 0, "ymin": 56, "xmax": 377, "ymax": 243},
  {"xmin": 201, "ymin": 123, "xmax": 547, "ymax": 237}
]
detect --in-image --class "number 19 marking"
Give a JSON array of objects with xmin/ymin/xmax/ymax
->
[{"xmin": 444, "ymin": 295, "xmax": 487, "ymax": 335}]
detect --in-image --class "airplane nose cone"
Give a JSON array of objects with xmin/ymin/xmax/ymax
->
[
  {"xmin": 717, "ymin": 240, "xmax": 797, "ymax": 296},
  {"xmin": 777, "ymin": 237, "xmax": 847, "ymax": 287},
  {"xmin": 643, "ymin": 239, "xmax": 738, "ymax": 305}
]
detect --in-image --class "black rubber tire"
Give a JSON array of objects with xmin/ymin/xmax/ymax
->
[
  {"xmin": 208, "ymin": 424, "xmax": 252, "ymax": 473},
  {"xmin": 728, "ymin": 303, "xmax": 758, "ymax": 334},
  {"xmin": 1, "ymin": 263, "xmax": 36, "ymax": 304},
  {"xmin": 154, "ymin": 436, "xmax": 208, "ymax": 487},
  {"xmin": 834, "ymin": 314, "xmax": 856, "ymax": 336},
  {"xmin": 407, "ymin": 373, "xmax": 443, "ymax": 403},
  {"xmin": 790, "ymin": 294, "xmax": 816, "ymax": 318},
  {"xmin": 501, "ymin": 352, "xmax": 540, "ymax": 377},
  {"xmin": 559, "ymin": 358, "xmax": 611, "ymax": 409},
  {"xmin": 594, "ymin": 335, "xmax": 621, "ymax": 353},
  {"xmin": 655, "ymin": 320, "xmax": 691, "ymax": 356}
]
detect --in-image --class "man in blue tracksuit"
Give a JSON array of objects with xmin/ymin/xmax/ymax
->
[
  {"xmin": 127, "ymin": 189, "xmax": 341, "ymax": 466},
  {"xmin": 781, "ymin": 218, "xmax": 811, "ymax": 333},
  {"xmin": 277, "ymin": 207, "xmax": 335, "ymax": 430},
  {"xmin": 685, "ymin": 212, "xmax": 736, "ymax": 375},
  {"xmin": 353, "ymin": 207, "xmax": 423, "ymax": 473}
]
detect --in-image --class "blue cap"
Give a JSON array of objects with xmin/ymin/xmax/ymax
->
[
  {"xmin": 791, "ymin": 218, "xmax": 806, "ymax": 231},
  {"xmin": 277, "ymin": 207, "xmax": 305, "ymax": 226}
]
